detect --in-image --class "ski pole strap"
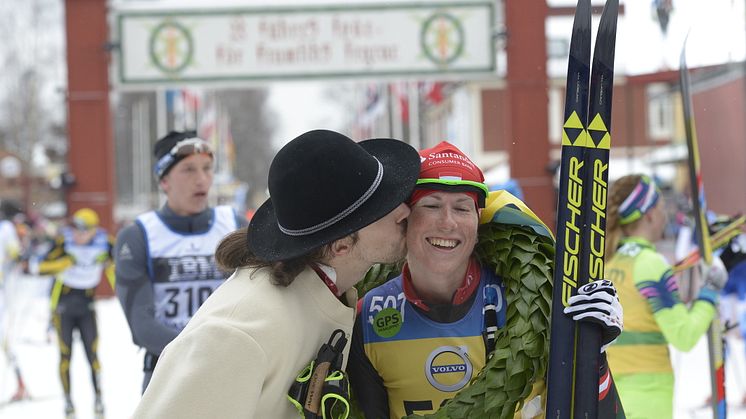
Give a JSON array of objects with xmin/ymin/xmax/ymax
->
[
  {"xmin": 320, "ymin": 370, "xmax": 350, "ymax": 419},
  {"xmin": 287, "ymin": 329, "xmax": 350, "ymax": 419},
  {"xmin": 143, "ymin": 353, "xmax": 159, "ymax": 372},
  {"xmin": 288, "ymin": 362, "xmax": 315, "ymax": 418},
  {"xmin": 482, "ymin": 285, "xmax": 499, "ymax": 356}
]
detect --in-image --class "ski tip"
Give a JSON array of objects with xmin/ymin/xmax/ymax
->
[
  {"xmin": 592, "ymin": 0, "xmax": 619, "ymax": 67},
  {"xmin": 569, "ymin": 0, "xmax": 592, "ymax": 60},
  {"xmin": 602, "ymin": 0, "xmax": 620, "ymax": 13},
  {"xmin": 574, "ymin": 0, "xmax": 591, "ymax": 30},
  {"xmin": 680, "ymin": 31, "xmax": 691, "ymax": 67},
  {"xmin": 576, "ymin": 0, "xmax": 592, "ymax": 18},
  {"xmin": 598, "ymin": 0, "xmax": 619, "ymax": 37}
]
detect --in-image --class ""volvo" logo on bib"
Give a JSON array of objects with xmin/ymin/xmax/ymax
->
[{"xmin": 424, "ymin": 346, "xmax": 473, "ymax": 392}]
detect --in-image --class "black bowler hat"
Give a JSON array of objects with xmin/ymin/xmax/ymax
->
[{"xmin": 248, "ymin": 129, "xmax": 420, "ymax": 261}]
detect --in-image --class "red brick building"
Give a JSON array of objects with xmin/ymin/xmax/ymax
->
[{"xmin": 476, "ymin": 62, "xmax": 746, "ymax": 217}]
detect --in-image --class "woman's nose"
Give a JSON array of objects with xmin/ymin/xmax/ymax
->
[{"xmin": 437, "ymin": 208, "xmax": 457, "ymax": 229}]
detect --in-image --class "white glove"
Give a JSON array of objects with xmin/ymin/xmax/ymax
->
[
  {"xmin": 520, "ymin": 395, "xmax": 543, "ymax": 419},
  {"xmin": 730, "ymin": 234, "xmax": 746, "ymax": 254},
  {"xmin": 564, "ymin": 279, "xmax": 623, "ymax": 353},
  {"xmin": 703, "ymin": 257, "xmax": 728, "ymax": 291}
]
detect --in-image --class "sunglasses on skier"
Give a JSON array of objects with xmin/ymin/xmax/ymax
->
[
  {"xmin": 72, "ymin": 219, "xmax": 95, "ymax": 231},
  {"xmin": 154, "ymin": 137, "xmax": 214, "ymax": 178}
]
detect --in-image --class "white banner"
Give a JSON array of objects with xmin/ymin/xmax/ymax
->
[{"xmin": 116, "ymin": 2, "xmax": 495, "ymax": 86}]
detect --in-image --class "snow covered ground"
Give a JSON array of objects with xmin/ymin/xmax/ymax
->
[
  {"xmin": 1, "ymin": 274, "xmax": 142, "ymax": 419},
  {"xmin": 2, "ymin": 272, "xmax": 746, "ymax": 419}
]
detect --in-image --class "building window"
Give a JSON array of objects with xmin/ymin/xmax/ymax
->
[
  {"xmin": 647, "ymin": 83, "xmax": 674, "ymax": 141},
  {"xmin": 548, "ymin": 87, "xmax": 562, "ymax": 144},
  {"xmin": 547, "ymin": 38, "xmax": 569, "ymax": 60}
]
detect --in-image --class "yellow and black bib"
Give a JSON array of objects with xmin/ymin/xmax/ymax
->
[{"xmin": 360, "ymin": 268, "xmax": 505, "ymax": 418}]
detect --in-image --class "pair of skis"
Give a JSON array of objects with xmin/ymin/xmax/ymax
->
[
  {"xmin": 546, "ymin": 1, "xmax": 618, "ymax": 418},
  {"xmin": 680, "ymin": 40, "xmax": 727, "ymax": 419}
]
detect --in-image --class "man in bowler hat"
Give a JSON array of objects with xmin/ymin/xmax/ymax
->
[{"xmin": 133, "ymin": 129, "xmax": 421, "ymax": 418}]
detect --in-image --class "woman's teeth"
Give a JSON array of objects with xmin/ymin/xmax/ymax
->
[{"xmin": 427, "ymin": 238, "xmax": 458, "ymax": 248}]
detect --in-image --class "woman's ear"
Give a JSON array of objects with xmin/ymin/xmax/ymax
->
[{"xmin": 643, "ymin": 209, "xmax": 657, "ymax": 225}]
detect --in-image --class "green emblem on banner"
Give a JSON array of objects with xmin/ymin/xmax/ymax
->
[
  {"xmin": 421, "ymin": 11, "xmax": 465, "ymax": 66},
  {"xmin": 149, "ymin": 19, "xmax": 194, "ymax": 76}
]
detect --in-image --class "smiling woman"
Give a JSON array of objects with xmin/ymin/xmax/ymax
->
[{"xmin": 405, "ymin": 192, "xmax": 479, "ymax": 303}]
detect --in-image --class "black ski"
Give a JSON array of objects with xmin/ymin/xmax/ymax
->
[
  {"xmin": 547, "ymin": 1, "xmax": 618, "ymax": 418},
  {"xmin": 679, "ymin": 38, "xmax": 726, "ymax": 419},
  {"xmin": 546, "ymin": 1, "xmax": 591, "ymax": 416}
]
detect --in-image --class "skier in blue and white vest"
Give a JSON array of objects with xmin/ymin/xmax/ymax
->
[
  {"xmin": 114, "ymin": 131, "xmax": 246, "ymax": 393},
  {"xmin": 38, "ymin": 207, "xmax": 114, "ymax": 419}
]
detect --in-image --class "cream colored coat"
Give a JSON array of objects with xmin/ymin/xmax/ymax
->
[{"xmin": 134, "ymin": 266, "xmax": 357, "ymax": 419}]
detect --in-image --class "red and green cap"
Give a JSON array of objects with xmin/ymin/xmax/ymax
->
[{"xmin": 410, "ymin": 141, "xmax": 488, "ymax": 208}]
